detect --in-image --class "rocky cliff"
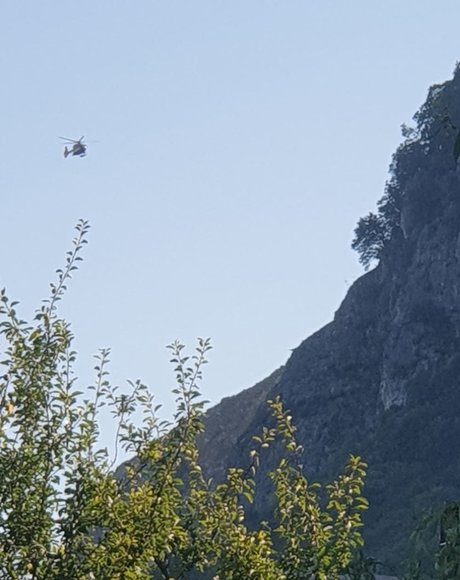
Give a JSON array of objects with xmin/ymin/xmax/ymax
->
[{"xmin": 198, "ymin": 66, "xmax": 460, "ymax": 573}]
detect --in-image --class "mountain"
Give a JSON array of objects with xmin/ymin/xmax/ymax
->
[{"xmin": 198, "ymin": 65, "xmax": 460, "ymax": 573}]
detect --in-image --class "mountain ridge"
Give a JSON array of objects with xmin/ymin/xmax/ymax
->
[{"xmin": 198, "ymin": 65, "xmax": 460, "ymax": 572}]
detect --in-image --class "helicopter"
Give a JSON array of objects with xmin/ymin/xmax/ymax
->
[{"xmin": 60, "ymin": 136, "xmax": 87, "ymax": 158}]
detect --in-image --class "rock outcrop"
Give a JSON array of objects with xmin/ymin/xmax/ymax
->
[{"xmin": 198, "ymin": 66, "xmax": 460, "ymax": 572}]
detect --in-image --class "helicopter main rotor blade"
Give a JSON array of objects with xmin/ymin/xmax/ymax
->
[{"xmin": 59, "ymin": 136, "xmax": 80, "ymax": 143}]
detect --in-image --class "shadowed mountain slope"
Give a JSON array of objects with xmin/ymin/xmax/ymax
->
[{"xmin": 199, "ymin": 65, "xmax": 460, "ymax": 572}]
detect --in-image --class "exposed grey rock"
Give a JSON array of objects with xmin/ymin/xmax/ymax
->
[{"xmin": 197, "ymin": 66, "xmax": 460, "ymax": 573}]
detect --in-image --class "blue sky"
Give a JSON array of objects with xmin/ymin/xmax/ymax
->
[{"xmin": 2, "ymin": 2, "xmax": 460, "ymax": 445}]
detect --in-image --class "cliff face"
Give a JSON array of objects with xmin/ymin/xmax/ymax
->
[{"xmin": 199, "ymin": 67, "xmax": 460, "ymax": 570}]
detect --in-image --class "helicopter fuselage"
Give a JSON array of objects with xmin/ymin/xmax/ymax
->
[
  {"xmin": 61, "ymin": 136, "xmax": 88, "ymax": 158},
  {"xmin": 64, "ymin": 143, "xmax": 87, "ymax": 158}
]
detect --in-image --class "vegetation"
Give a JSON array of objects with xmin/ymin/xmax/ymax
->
[
  {"xmin": 4, "ymin": 63, "xmax": 460, "ymax": 580},
  {"xmin": 351, "ymin": 206, "xmax": 393, "ymax": 270},
  {"xmin": 0, "ymin": 219, "xmax": 369, "ymax": 579},
  {"xmin": 401, "ymin": 503, "xmax": 460, "ymax": 580},
  {"xmin": 352, "ymin": 63, "xmax": 460, "ymax": 269}
]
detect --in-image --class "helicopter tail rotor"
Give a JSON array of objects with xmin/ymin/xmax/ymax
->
[{"xmin": 64, "ymin": 146, "xmax": 70, "ymax": 158}]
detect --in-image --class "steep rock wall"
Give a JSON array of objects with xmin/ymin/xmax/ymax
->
[{"xmin": 198, "ymin": 67, "xmax": 460, "ymax": 571}]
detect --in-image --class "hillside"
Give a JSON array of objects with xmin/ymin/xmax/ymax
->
[{"xmin": 198, "ymin": 65, "xmax": 460, "ymax": 573}]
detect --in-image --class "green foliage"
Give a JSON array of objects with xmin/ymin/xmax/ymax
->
[
  {"xmin": 351, "ymin": 165, "xmax": 403, "ymax": 269},
  {"xmin": 403, "ymin": 503, "xmax": 460, "ymax": 580},
  {"xmin": 345, "ymin": 550, "xmax": 379, "ymax": 579},
  {"xmin": 351, "ymin": 212, "xmax": 389, "ymax": 270},
  {"xmin": 0, "ymin": 220, "xmax": 369, "ymax": 579},
  {"xmin": 352, "ymin": 64, "xmax": 460, "ymax": 268}
]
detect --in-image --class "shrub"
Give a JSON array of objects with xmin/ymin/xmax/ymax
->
[{"xmin": 0, "ymin": 220, "xmax": 368, "ymax": 579}]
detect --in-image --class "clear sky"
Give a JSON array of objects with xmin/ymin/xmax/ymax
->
[{"xmin": 2, "ymin": 2, "xmax": 460, "ymax": 442}]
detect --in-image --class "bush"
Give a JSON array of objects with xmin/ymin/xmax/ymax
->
[{"xmin": 0, "ymin": 220, "xmax": 368, "ymax": 579}]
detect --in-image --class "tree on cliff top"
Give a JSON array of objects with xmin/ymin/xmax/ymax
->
[{"xmin": 352, "ymin": 63, "xmax": 460, "ymax": 270}]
